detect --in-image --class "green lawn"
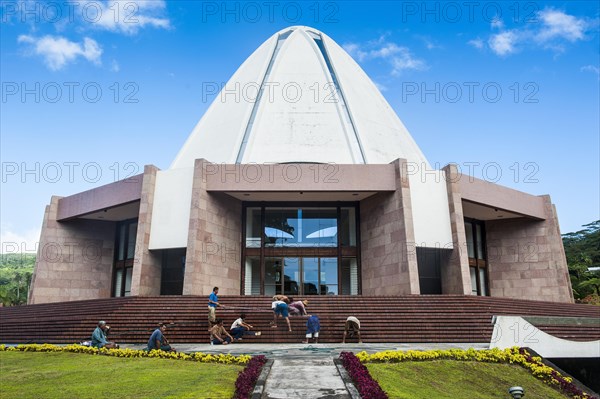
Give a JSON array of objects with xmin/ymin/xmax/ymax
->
[
  {"xmin": 367, "ymin": 361, "xmax": 569, "ymax": 399},
  {"xmin": 0, "ymin": 351, "xmax": 242, "ymax": 399}
]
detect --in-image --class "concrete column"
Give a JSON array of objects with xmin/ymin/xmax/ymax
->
[
  {"xmin": 442, "ymin": 164, "xmax": 471, "ymax": 295},
  {"xmin": 183, "ymin": 159, "xmax": 242, "ymax": 296},
  {"xmin": 131, "ymin": 165, "xmax": 161, "ymax": 296},
  {"xmin": 486, "ymin": 195, "xmax": 574, "ymax": 303},
  {"xmin": 360, "ymin": 158, "xmax": 420, "ymax": 295}
]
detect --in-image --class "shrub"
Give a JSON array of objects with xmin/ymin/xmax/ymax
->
[
  {"xmin": 339, "ymin": 351, "xmax": 388, "ymax": 399},
  {"xmin": 233, "ymin": 355, "xmax": 267, "ymax": 399}
]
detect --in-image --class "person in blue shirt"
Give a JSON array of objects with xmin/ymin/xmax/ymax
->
[
  {"xmin": 208, "ymin": 286, "xmax": 225, "ymax": 329},
  {"xmin": 303, "ymin": 315, "xmax": 320, "ymax": 344},
  {"xmin": 147, "ymin": 323, "xmax": 176, "ymax": 352},
  {"xmin": 91, "ymin": 320, "xmax": 119, "ymax": 349}
]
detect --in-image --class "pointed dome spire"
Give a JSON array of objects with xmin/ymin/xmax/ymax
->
[{"xmin": 170, "ymin": 26, "xmax": 429, "ymax": 168}]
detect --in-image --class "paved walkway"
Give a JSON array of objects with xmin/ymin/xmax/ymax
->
[{"xmin": 121, "ymin": 342, "xmax": 488, "ymax": 398}]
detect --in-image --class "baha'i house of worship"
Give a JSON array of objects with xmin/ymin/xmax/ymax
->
[{"xmin": 28, "ymin": 26, "xmax": 573, "ymax": 305}]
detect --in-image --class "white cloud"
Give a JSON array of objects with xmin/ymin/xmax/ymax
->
[
  {"xmin": 1, "ymin": 226, "xmax": 41, "ymax": 254},
  {"xmin": 84, "ymin": 0, "xmax": 170, "ymax": 35},
  {"xmin": 536, "ymin": 9, "xmax": 586, "ymax": 43},
  {"xmin": 18, "ymin": 34, "xmax": 102, "ymax": 70},
  {"xmin": 581, "ymin": 65, "xmax": 600, "ymax": 77},
  {"xmin": 343, "ymin": 37, "xmax": 427, "ymax": 75},
  {"xmin": 468, "ymin": 38, "xmax": 484, "ymax": 49},
  {"xmin": 488, "ymin": 31, "xmax": 518, "ymax": 56},
  {"xmin": 482, "ymin": 8, "xmax": 590, "ymax": 57},
  {"xmin": 491, "ymin": 18, "xmax": 505, "ymax": 30}
]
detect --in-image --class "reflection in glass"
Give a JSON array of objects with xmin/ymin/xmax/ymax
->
[
  {"xmin": 245, "ymin": 208, "xmax": 262, "ymax": 248},
  {"xmin": 284, "ymin": 258, "xmax": 300, "ymax": 295},
  {"xmin": 321, "ymin": 258, "xmax": 338, "ymax": 295},
  {"xmin": 465, "ymin": 222, "xmax": 474, "ymax": 258},
  {"xmin": 264, "ymin": 258, "xmax": 282, "ymax": 296},
  {"xmin": 264, "ymin": 207, "xmax": 337, "ymax": 247},
  {"xmin": 127, "ymin": 222, "xmax": 137, "ymax": 259},
  {"xmin": 302, "ymin": 258, "xmax": 319, "ymax": 295},
  {"xmin": 470, "ymin": 267, "xmax": 478, "ymax": 295}
]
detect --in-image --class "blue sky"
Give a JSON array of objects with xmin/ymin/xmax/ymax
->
[{"xmin": 1, "ymin": 0, "xmax": 599, "ymax": 252}]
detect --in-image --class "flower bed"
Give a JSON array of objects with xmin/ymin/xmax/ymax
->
[
  {"xmin": 233, "ymin": 355, "xmax": 268, "ymax": 399},
  {"xmin": 0, "ymin": 343, "xmax": 250, "ymax": 365},
  {"xmin": 355, "ymin": 347, "xmax": 597, "ymax": 399},
  {"xmin": 339, "ymin": 351, "xmax": 388, "ymax": 399}
]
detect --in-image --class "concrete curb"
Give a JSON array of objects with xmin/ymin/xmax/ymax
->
[
  {"xmin": 251, "ymin": 358, "xmax": 274, "ymax": 399},
  {"xmin": 334, "ymin": 358, "xmax": 362, "ymax": 399}
]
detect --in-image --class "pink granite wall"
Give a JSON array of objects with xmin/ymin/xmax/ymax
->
[
  {"xmin": 442, "ymin": 164, "xmax": 472, "ymax": 295},
  {"xmin": 360, "ymin": 159, "xmax": 420, "ymax": 295},
  {"xmin": 131, "ymin": 165, "xmax": 161, "ymax": 296},
  {"xmin": 183, "ymin": 159, "xmax": 242, "ymax": 296},
  {"xmin": 28, "ymin": 196, "xmax": 115, "ymax": 304},
  {"xmin": 486, "ymin": 195, "xmax": 573, "ymax": 303}
]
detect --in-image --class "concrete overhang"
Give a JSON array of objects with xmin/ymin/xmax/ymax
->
[
  {"xmin": 202, "ymin": 163, "xmax": 397, "ymax": 201},
  {"xmin": 456, "ymin": 174, "xmax": 546, "ymax": 220},
  {"xmin": 56, "ymin": 174, "xmax": 143, "ymax": 221}
]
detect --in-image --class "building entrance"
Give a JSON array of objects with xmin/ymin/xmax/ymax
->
[
  {"xmin": 242, "ymin": 203, "xmax": 360, "ymax": 295},
  {"xmin": 264, "ymin": 257, "xmax": 338, "ymax": 296}
]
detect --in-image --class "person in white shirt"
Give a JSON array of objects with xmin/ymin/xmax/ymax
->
[
  {"xmin": 230, "ymin": 313, "xmax": 261, "ymax": 341},
  {"xmin": 342, "ymin": 316, "xmax": 362, "ymax": 343},
  {"xmin": 271, "ymin": 299, "xmax": 292, "ymax": 332}
]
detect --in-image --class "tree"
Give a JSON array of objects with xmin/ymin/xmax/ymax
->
[{"xmin": 563, "ymin": 221, "xmax": 600, "ymax": 303}]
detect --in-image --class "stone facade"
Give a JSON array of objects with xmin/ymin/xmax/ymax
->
[
  {"xmin": 486, "ymin": 195, "xmax": 573, "ymax": 303},
  {"xmin": 29, "ymin": 196, "xmax": 116, "ymax": 304},
  {"xmin": 131, "ymin": 165, "xmax": 161, "ymax": 296},
  {"xmin": 183, "ymin": 159, "xmax": 243, "ymax": 296},
  {"xmin": 442, "ymin": 164, "xmax": 473, "ymax": 295},
  {"xmin": 360, "ymin": 159, "xmax": 420, "ymax": 295}
]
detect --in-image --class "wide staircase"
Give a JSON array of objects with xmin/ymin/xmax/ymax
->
[{"xmin": 1, "ymin": 296, "xmax": 599, "ymax": 344}]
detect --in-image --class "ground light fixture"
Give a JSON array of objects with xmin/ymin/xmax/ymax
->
[{"xmin": 508, "ymin": 386, "xmax": 525, "ymax": 398}]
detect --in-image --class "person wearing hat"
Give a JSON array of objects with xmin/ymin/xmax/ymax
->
[
  {"xmin": 91, "ymin": 321, "xmax": 119, "ymax": 349},
  {"xmin": 288, "ymin": 299, "xmax": 308, "ymax": 316}
]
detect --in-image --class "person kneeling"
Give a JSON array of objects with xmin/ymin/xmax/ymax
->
[
  {"xmin": 148, "ymin": 323, "xmax": 176, "ymax": 352},
  {"xmin": 91, "ymin": 320, "xmax": 119, "ymax": 349},
  {"xmin": 211, "ymin": 319, "xmax": 233, "ymax": 345}
]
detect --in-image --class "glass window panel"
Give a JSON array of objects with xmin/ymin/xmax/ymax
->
[
  {"xmin": 341, "ymin": 258, "xmax": 358, "ymax": 295},
  {"xmin": 302, "ymin": 258, "xmax": 320, "ymax": 295},
  {"xmin": 127, "ymin": 222, "xmax": 137, "ymax": 260},
  {"xmin": 479, "ymin": 268, "xmax": 488, "ymax": 296},
  {"xmin": 244, "ymin": 256, "xmax": 261, "ymax": 295},
  {"xmin": 113, "ymin": 269, "xmax": 123, "ymax": 297},
  {"xmin": 264, "ymin": 208, "xmax": 298, "ymax": 247},
  {"xmin": 340, "ymin": 207, "xmax": 356, "ymax": 246},
  {"xmin": 264, "ymin": 258, "xmax": 282, "ymax": 296},
  {"xmin": 264, "ymin": 207, "xmax": 337, "ymax": 247},
  {"xmin": 124, "ymin": 267, "xmax": 133, "ymax": 296},
  {"xmin": 118, "ymin": 224, "xmax": 126, "ymax": 261},
  {"xmin": 284, "ymin": 257, "xmax": 300, "ymax": 296},
  {"xmin": 476, "ymin": 223, "xmax": 485, "ymax": 260},
  {"xmin": 321, "ymin": 258, "xmax": 338, "ymax": 295},
  {"xmin": 470, "ymin": 267, "xmax": 478, "ymax": 295},
  {"xmin": 301, "ymin": 208, "xmax": 337, "ymax": 247},
  {"xmin": 465, "ymin": 222, "xmax": 475, "ymax": 258},
  {"xmin": 245, "ymin": 208, "xmax": 262, "ymax": 248}
]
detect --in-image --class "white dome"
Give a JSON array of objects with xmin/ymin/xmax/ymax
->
[{"xmin": 170, "ymin": 26, "xmax": 430, "ymax": 168}]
